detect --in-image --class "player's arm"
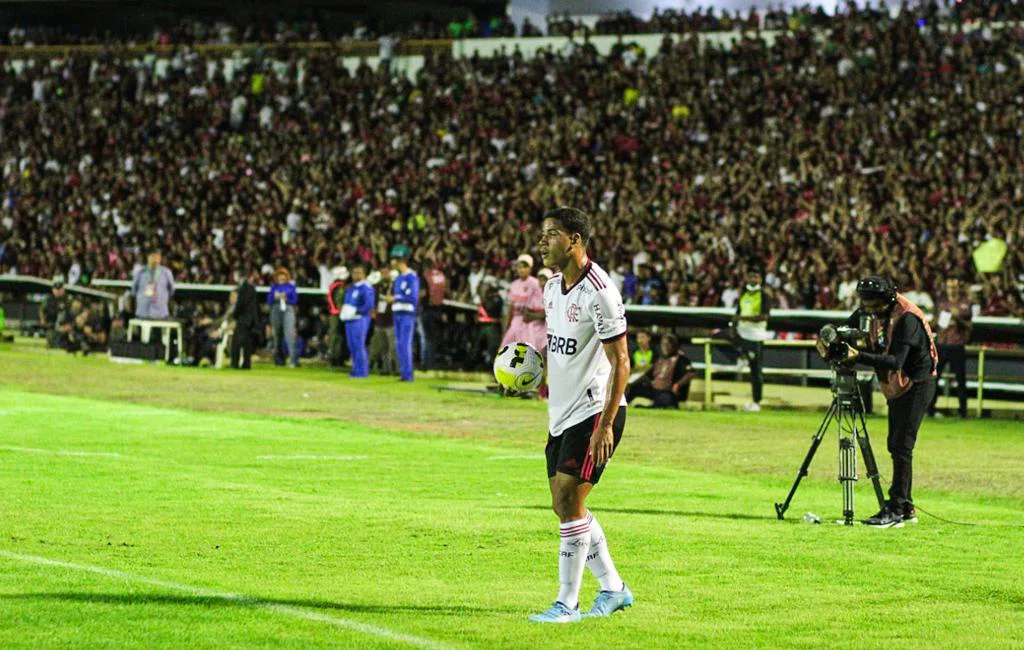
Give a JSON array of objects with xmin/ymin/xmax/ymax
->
[
  {"xmin": 591, "ymin": 336, "xmax": 628, "ymax": 466},
  {"xmin": 589, "ymin": 282, "xmax": 629, "ymax": 466}
]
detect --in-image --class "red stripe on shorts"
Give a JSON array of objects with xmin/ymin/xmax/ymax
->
[{"xmin": 580, "ymin": 414, "xmax": 601, "ymax": 481}]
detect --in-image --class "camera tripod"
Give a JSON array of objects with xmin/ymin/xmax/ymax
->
[{"xmin": 775, "ymin": 369, "xmax": 886, "ymax": 525}]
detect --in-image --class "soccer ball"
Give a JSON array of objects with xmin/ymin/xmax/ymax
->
[{"xmin": 493, "ymin": 342, "xmax": 545, "ymax": 392}]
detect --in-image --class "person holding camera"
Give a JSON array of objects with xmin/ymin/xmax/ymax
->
[{"xmin": 817, "ymin": 276, "xmax": 938, "ymax": 528}]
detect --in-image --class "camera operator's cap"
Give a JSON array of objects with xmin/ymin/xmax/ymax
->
[
  {"xmin": 389, "ymin": 244, "xmax": 410, "ymax": 260},
  {"xmin": 516, "ymin": 254, "xmax": 534, "ymax": 268},
  {"xmin": 331, "ymin": 265, "xmax": 349, "ymax": 281},
  {"xmin": 856, "ymin": 275, "xmax": 897, "ymax": 302}
]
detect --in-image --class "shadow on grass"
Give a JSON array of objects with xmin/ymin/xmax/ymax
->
[
  {"xmin": 505, "ymin": 504, "xmax": 773, "ymax": 521},
  {"xmin": 0, "ymin": 592, "xmax": 517, "ymax": 615}
]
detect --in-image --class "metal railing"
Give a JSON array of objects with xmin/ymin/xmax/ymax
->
[
  {"xmin": 690, "ymin": 337, "xmax": 1024, "ymax": 415},
  {"xmin": 3, "ymin": 274, "xmax": 1021, "ymax": 413}
]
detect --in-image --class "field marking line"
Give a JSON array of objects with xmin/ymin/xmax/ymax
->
[
  {"xmin": 255, "ymin": 454, "xmax": 371, "ymax": 461},
  {"xmin": 0, "ymin": 550, "xmax": 458, "ymax": 650},
  {"xmin": 487, "ymin": 454, "xmax": 543, "ymax": 461},
  {"xmin": 0, "ymin": 446, "xmax": 122, "ymax": 458}
]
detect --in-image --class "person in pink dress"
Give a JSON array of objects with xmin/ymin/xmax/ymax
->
[{"xmin": 501, "ymin": 254, "xmax": 547, "ymax": 354}]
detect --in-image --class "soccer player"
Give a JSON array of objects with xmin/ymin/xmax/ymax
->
[
  {"xmin": 386, "ymin": 244, "xmax": 419, "ymax": 382},
  {"xmin": 528, "ymin": 207, "xmax": 633, "ymax": 623}
]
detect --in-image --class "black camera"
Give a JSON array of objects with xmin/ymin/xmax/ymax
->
[{"xmin": 818, "ymin": 323, "xmax": 870, "ymax": 364}]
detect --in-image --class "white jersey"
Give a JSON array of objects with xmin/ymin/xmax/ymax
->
[{"xmin": 543, "ymin": 261, "xmax": 628, "ymax": 436}]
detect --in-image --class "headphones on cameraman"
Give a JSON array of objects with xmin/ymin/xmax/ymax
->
[{"xmin": 855, "ymin": 276, "xmax": 897, "ymax": 304}]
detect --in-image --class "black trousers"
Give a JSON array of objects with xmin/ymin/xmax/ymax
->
[
  {"xmin": 743, "ymin": 339, "xmax": 764, "ymax": 404},
  {"xmin": 886, "ymin": 379, "xmax": 936, "ymax": 511},
  {"xmin": 929, "ymin": 344, "xmax": 968, "ymax": 417},
  {"xmin": 477, "ymin": 323, "xmax": 502, "ymax": 370},
  {"xmin": 422, "ymin": 307, "xmax": 444, "ymax": 369},
  {"xmin": 231, "ymin": 327, "xmax": 254, "ymax": 370},
  {"xmin": 712, "ymin": 330, "xmax": 764, "ymax": 404}
]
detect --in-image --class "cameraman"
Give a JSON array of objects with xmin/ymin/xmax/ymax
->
[{"xmin": 817, "ymin": 276, "xmax": 937, "ymax": 528}]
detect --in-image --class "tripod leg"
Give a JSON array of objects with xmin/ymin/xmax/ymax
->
[
  {"xmin": 775, "ymin": 400, "xmax": 837, "ymax": 520},
  {"xmin": 856, "ymin": 409, "xmax": 886, "ymax": 510},
  {"xmin": 839, "ymin": 433, "xmax": 856, "ymax": 526}
]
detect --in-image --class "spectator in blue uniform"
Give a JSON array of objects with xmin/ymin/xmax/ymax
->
[
  {"xmin": 387, "ymin": 244, "xmax": 419, "ymax": 382},
  {"xmin": 341, "ymin": 264, "xmax": 375, "ymax": 378}
]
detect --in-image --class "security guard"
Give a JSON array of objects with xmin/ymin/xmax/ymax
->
[
  {"xmin": 734, "ymin": 268, "xmax": 771, "ymax": 412},
  {"xmin": 386, "ymin": 245, "xmax": 419, "ymax": 382},
  {"xmin": 341, "ymin": 265, "xmax": 375, "ymax": 378}
]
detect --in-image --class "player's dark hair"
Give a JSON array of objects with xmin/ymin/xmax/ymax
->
[{"xmin": 543, "ymin": 207, "xmax": 591, "ymax": 245}]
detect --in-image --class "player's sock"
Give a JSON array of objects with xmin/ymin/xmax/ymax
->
[
  {"xmin": 586, "ymin": 511, "xmax": 624, "ymax": 592},
  {"xmin": 556, "ymin": 513, "xmax": 592, "ymax": 609}
]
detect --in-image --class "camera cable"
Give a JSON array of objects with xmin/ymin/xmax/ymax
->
[{"xmin": 873, "ymin": 470, "xmax": 1024, "ymax": 528}]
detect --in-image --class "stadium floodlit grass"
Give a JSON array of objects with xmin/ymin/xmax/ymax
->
[{"xmin": 1, "ymin": 345, "xmax": 1023, "ymax": 649}]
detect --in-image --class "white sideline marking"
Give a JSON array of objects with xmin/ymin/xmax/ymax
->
[
  {"xmin": 0, "ymin": 446, "xmax": 122, "ymax": 458},
  {"xmin": 487, "ymin": 454, "xmax": 543, "ymax": 461},
  {"xmin": 0, "ymin": 550, "xmax": 456, "ymax": 650},
  {"xmin": 255, "ymin": 454, "xmax": 370, "ymax": 461}
]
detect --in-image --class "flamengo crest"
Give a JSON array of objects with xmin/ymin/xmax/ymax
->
[{"xmin": 567, "ymin": 303, "xmax": 581, "ymax": 323}]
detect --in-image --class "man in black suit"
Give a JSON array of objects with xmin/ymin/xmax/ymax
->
[{"xmin": 230, "ymin": 268, "xmax": 258, "ymax": 369}]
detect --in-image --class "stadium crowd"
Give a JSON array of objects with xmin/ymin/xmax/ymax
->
[
  {"xmin": 5, "ymin": 0, "xmax": 1023, "ymax": 46},
  {"xmin": 550, "ymin": 1, "xmax": 1024, "ymax": 36},
  {"xmin": 2, "ymin": 2, "xmax": 1024, "ymax": 358},
  {"xmin": 1, "ymin": 16, "xmax": 516, "ymax": 48}
]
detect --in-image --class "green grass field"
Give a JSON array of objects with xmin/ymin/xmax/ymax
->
[{"xmin": 1, "ymin": 343, "xmax": 1023, "ymax": 649}]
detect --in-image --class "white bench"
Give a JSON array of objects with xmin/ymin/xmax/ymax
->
[
  {"xmin": 127, "ymin": 318, "xmax": 184, "ymax": 364},
  {"xmin": 214, "ymin": 326, "xmax": 234, "ymax": 369}
]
